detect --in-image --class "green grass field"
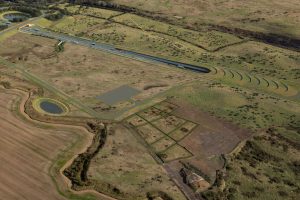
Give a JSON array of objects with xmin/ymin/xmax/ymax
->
[
  {"xmin": 56, "ymin": 3, "xmax": 121, "ymax": 19},
  {"xmin": 112, "ymin": 13, "xmax": 242, "ymax": 51},
  {"xmin": 50, "ymin": 15, "xmax": 106, "ymax": 36}
]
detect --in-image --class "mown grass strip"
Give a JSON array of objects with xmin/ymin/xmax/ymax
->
[
  {"xmin": 245, "ymin": 74, "xmax": 252, "ymax": 83},
  {"xmin": 280, "ymin": 82, "xmax": 289, "ymax": 91},
  {"xmin": 262, "ymin": 77, "xmax": 270, "ymax": 87},
  {"xmin": 229, "ymin": 70, "xmax": 235, "ymax": 78}
]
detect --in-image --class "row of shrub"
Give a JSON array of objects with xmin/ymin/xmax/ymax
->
[{"xmin": 0, "ymin": 5, "xmax": 41, "ymax": 17}]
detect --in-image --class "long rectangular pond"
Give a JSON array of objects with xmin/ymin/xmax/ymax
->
[
  {"xmin": 20, "ymin": 26, "xmax": 211, "ymax": 74},
  {"xmin": 96, "ymin": 85, "xmax": 140, "ymax": 105}
]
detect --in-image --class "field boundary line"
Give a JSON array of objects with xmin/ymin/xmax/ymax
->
[{"xmin": 123, "ymin": 122, "xmax": 164, "ymax": 164}]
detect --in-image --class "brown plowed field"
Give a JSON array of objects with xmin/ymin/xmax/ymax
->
[{"xmin": 0, "ymin": 88, "xmax": 75, "ymax": 200}]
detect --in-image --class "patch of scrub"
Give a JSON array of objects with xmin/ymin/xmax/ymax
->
[
  {"xmin": 32, "ymin": 97, "xmax": 69, "ymax": 115},
  {"xmin": 96, "ymin": 85, "xmax": 140, "ymax": 105}
]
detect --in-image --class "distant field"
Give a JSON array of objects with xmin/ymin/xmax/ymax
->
[
  {"xmin": 46, "ymin": 5, "xmax": 299, "ymax": 100},
  {"xmin": 167, "ymin": 81, "xmax": 299, "ymax": 131},
  {"xmin": 112, "ymin": 0, "xmax": 300, "ymax": 38},
  {"xmin": 0, "ymin": 28, "xmax": 18, "ymax": 42},
  {"xmin": 57, "ymin": 3, "xmax": 121, "ymax": 19},
  {"xmin": 51, "ymin": 15, "xmax": 107, "ymax": 36},
  {"xmin": 112, "ymin": 13, "xmax": 242, "ymax": 51}
]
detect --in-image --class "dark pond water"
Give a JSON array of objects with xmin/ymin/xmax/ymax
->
[
  {"xmin": 96, "ymin": 85, "xmax": 140, "ymax": 105},
  {"xmin": 40, "ymin": 101, "xmax": 64, "ymax": 114},
  {"xmin": 4, "ymin": 13, "xmax": 30, "ymax": 22}
]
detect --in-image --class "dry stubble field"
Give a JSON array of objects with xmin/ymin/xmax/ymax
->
[
  {"xmin": 0, "ymin": 84, "xmax": 115, "ymax": 200},
  {"xmin": 0, "ymin": 88, "xmax": 73, "ymax": 200}
]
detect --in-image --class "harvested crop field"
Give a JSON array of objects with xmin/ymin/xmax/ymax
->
[
  {"xmin": 0, "ymin": 87, "xmax": 96, "ymax": 200},
  {"xmin": 0, "ymin": 89, "xmax": 69, "ymax": 199}
]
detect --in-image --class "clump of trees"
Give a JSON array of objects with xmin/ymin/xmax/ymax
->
[
  {"xmin": 0, "ymin": 81, "xmax": 11, "ymax": 89},
  {"xmin": 45, "ymin": 10, "xmax": 64, "ymax": 20},
  {"xmin": 0, "ymin": 6, "xmax": 41, "ymax": 17},
  {"xmin": 54, "ymin": 41, "xmax": 65, "ymax": 52},
  {"xmin": 44, "ymin": 4, "xmax": 71, "ymax": 21},
  {"xmin": 0, "ymin": 24, "xmax": 8, "ymax": 31},
  {"xmin": 69, "ymin": 0, "xmax": 134, "ymax": 11}
]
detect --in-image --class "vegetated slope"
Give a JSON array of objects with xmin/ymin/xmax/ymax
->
[
  {"xmin": 166, "ymin": 80, "xmax": 300, "ymax": 199},
  {"xmin": 0, "ymin": 89, "xmax": 70, "ymax": 200},
  {"xmin": 70, "ymin": 0, "xmax": 300, "ymax": 51},
  {"xmin": 110, "ymin": 0, "xmax": 300, "ymax": 38}
]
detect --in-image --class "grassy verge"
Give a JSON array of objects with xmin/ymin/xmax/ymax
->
[
  {"xmin": 49, "ymin": 131, "xmax": 98, "ymax": 200},
  {"xmin": 0, "ymin": 28, "xmax": 18, "ymax": 42}
]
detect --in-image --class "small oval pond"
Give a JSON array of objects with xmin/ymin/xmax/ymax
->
[
  {"xmin": 40, "ymin": 101, "xmax": 64, "ymax": 114},
  {"xmin": 4, "ymin": 13, "xmax": 30, "ymax": 22}
]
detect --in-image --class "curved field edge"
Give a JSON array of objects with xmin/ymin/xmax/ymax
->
[
  {"xmin": 32, "ymin": 97, "xmax": 70, "ymax": 116},
  {"xmin": 22, "ymin": 93, "xmax": 118, "ymax": 200},
  {"xmin": 0, "ymin": 82, "xmax": 111, "ymax": 200},
  {"xmin": 2, "ymin": 85, "xmax": 110, "ymax": 200},
  {"xmin": 2, "ymin": 83, "xmax": 180, "ymax": 200}
]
